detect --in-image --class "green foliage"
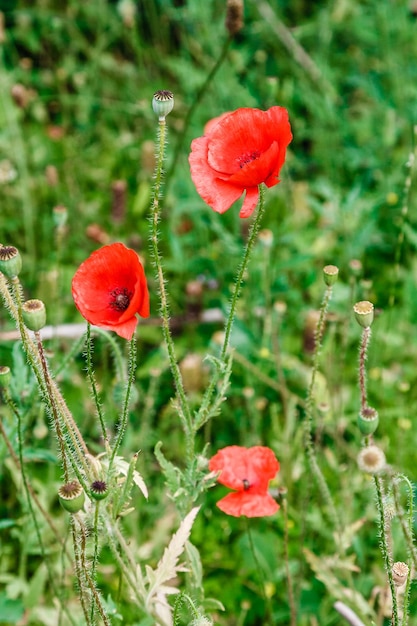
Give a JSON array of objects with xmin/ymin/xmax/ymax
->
[{"xmin": 1, "ymin": 0, "xmax": 417, "ymax": 624}]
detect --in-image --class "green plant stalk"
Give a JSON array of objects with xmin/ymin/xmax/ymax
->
[
  {"xmin": 245, "ymin": 519, "xmax": 274, "ymax": 626},
  {"xmin": 149, "ymin": 117, "xmax": 194, "ymax": 457},
  {"xmin": 85, "ymin": 322, "xmax": 108, "ymax": 443},
  {"xmin": 391, "ymin": 474, "xmax": 416, "ymax": 626},
  {"xmin": 90, "ymin": 502, "xmax": 101, "ymax": 623},
  {"xmin": 374, "ymin": 475, "xmax": 399, "ymax": 626},
  {"xmin": 109, "ymin": 337, "xmax": 137, "ymax": 469},
  {"xmin": 70, "ymin": 517, "xmax": 93, "ymax": 626},
  {"xmin": 358, "ymin": 327, "xmax": 371, "ymax": 413},
  {"xmin": 303, "ymin": 283, "xmax": 341, "ymax": 535},
  {"xmin": 165, "ymin": 35, "xmax": 232, "ymax": 189},
  {"xmin": 76, "ymin": 515, "xmax": 110, "ymax": 626},
  {"xmin": 392, "ymin": 475, "xmax": 417, "ymax": 569},
  {"xmin": 195, "ymin": 186, "xmax": 267, "ymax": 429},
  {"xmin": 1, "ymin": 276, "xmax": 90, "ymax": 480},
  {"xmin": 2, "ymin": 390, "xmax": 77, "ymax": 626}
]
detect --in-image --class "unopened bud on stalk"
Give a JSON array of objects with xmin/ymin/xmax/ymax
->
[
  {"xmin": 90, "ymin": 480, "xmax": 109, "ymax": 501},
  {"xmin": 22, "ymin": 299, "xmax": 46, "ymax": 331},
  {"xmin": 323, "ymin": 264, "xmax": 339, "ymax": 286},
  {"xmin": 225, "ymin": 0, "xmax": 244, "ymax": 36},
  {"xmin": 392, "ymin": 561, "xmax": 409, "ymax": 586},
  {"xmin": 353, "ymin": 300, "xmax": 374, "ymax": 328},
  {"xmin": 0, "ymin": 366, "xmax": 11, "ymax": 388},
  {"xmin": 152, "ymin": 90, "xmax": 174, "ymax": 121},
  {"xmin": 0, "ymin": 245, "xmax": 22, "ymax": 279},
  {"xmin": 58, "ymin": 481, "xmax": 85, "ymax": 513},
  {"xmin": 357, "ymin": 406, "xmax": 379, "ymax": 435}
]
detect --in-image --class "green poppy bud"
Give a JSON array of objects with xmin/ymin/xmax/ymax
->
[
  {"xmin": 353, "ymin": 300, "xmax": 374, "ymax": 328},
  {"xmin": 152, "ymin": 90, "xmax": 174, "ymax": 120},
  {"xmin": 0, "ymin": 366, "xmax": 11, "ymax": 389},
  {"xmin": 0, "ymin": 245, "xmax": 22, "ymax": 279},
  {"xmin": 90, "ymin": 480, "xmax": 109, "ymax": 501},
  {"xmin": 58, "ymin": 481, "xmax": 85, "ymax": 513},
  {"xmin": 22, "ymin": 299, "xmax": 47, "ymax": 331},
  {"xmin": 357, "ymin": 406, "xmax": 379, "ymax": 435},
  {"xmin": 323, "ymin": 265, "xmax": 339, "ymax": 286}
]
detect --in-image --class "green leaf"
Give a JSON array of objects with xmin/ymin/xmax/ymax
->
[{"xmin": 0, "ymin": 593, "xmax": 24, "ymax": 624}]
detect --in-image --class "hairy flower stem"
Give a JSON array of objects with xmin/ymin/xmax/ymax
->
[
  {"xmin": 392, "ymin": 474, "xmax": 417, "ymax": 571},
  {"xmin": 304, "ymin": 284, "xmax": 341, "ymax": 538},
  {"xmin": 195, "ymin": 186, "xmax": 267, "ymax": 429},
  {"xmin": 85, "ymin": 323, "xmax": 108, "ymax": 443},
  {"xmin": 358, "ymin": 327, "xmax": 371, "ymax": 413},
  {"xmin": 150, "ymin": 118, "xmax": 194, "ymax": 458},
  {"xmin": 165, "ymin": 35, "xmax": 232, "ymax": 190},
  {"xmin": 109, "ymin": 337, "xmax": 137, "ymax": 469},
  {"xmin": 70, "ymin": 518, "xmax": 93, "ymax": 626},
  {"xmin": 1, "ymin": 391, "xmax": 77, "ymax": 625},
  {"xmin": 76, "ymin": 516, "xmax": 110, "ymax": 626},
  {"xmin": 374, "ymin": 476, "xmax": 399, "ymax": 626},
  {"xmin": 246, "ymin": 519, "xmax": 274, "ymax": 626}
]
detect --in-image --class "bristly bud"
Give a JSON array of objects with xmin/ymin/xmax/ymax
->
[
  {"xmin": 0, "ymin": 366, "xmax": 11, "ymax": 388},
  {"xmin": 225, "ymin": 0, "xmax": 244, "ymax": 36},
  {"xmin": 357, "ymin": 445, "xmax": 386, "ymax": 474},
  {"xmin": 323, "ymin": 265, "xmax": 339, "ymax": 286},
  {"xmin": 58, "ymin": 481, "xmax": 85, "ymax": 513},
  {"xmin": 0, "ymin": 245, "xmax": 22, "ymax": 279},
  {"xmin": 90, "ymin": 480, "xmax": 109, "ymax": 501},
  {"xmin": 353, "ymin": 300, "xmax": 374, "ymax": 328},
  {"xmin": 357, "ymin": 406, "xmax": 379, "ymax": 435},
  {"xmin": 392, "ymin": 561, "xmax": 409, "ymax": 586},
  {"xmin": 152, "ymin": 90, "xmax": 174, "ymax": 121},
  {"xmin": 22, "ymin": 299, "xmax": 46, "ymax": 331}
]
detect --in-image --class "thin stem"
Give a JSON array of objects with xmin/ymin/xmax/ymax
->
[
  {"xmin": 358, "ymin": 327, "xmax": 372, "ymax": 412},
  {"xmin": 70, "ymin": 517, "xmax": 92, "ymax": 626},
  {"xmin": 109, "ymin": 336, "xmax": 136, "ymax": 469},
  {"xmin": 195, "ymin": 186, "xmax": 267, "ymax": 429},
  {"xmin": 85, "ymin": 323, "xmax": 108, "ymax": 443},
  {"xmin": 303, "ymin": 282, "xmax": 341, "ymax": 536},
  {"xmin": 245, "ymin": 519, "xmax": 274, "ymax": 626},
  {"xmin": 374, "ymin": 475, "xmax": 399, "ymax": 626},
  {"xmin": 149, "ymin": 117, "xmax": 193, "ymax": 455}
]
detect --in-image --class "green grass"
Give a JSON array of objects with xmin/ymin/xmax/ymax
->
[{"xmin": 1, "ymin": 0, "xmax": 417, "ymax": 624}]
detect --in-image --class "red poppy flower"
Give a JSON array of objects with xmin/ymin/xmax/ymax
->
[
  {"xmin": 189, "ymin": 106, "xmax": 292, "ymax": 218},
  {"xmin": 209, "ymin": 445, "xmax": 280, "ymax": 517},
  {"xmin": 72, "ymin": 243, "xmax": 150, "ymax": 340}
]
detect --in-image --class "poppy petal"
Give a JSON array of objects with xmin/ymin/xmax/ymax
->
[
  {"xmin": 217, "ymin": 492, "xmax": 279, "ymax": 518},
  {"xmin": 239, "ymin": 187, "xmax": 260, "ymax": 218}
]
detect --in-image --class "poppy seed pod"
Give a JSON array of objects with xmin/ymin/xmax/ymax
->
[
  {"xmin": 58, "ymin": 481, "xmax": 85, "ymax": 513},
  {"xmin": 353, "ymin": 301, "xmax": 374, "ymax": 328},
  {"xmin": 90, "ymin": 480, "xmax": 109, "ymax": 501},
  {"xmin": 152, "ymin": 90, "xmax": 174, "ymax": 121},
  {"xmin": 392, "ymin": 562, "xmax": 409, "ymax": 586},
  {"xmin": 357, "ymin": 406, "xmax": 379, "ymax": 435},
  {"xmin": 0, "ymin": 245, "xmax": 22, "ymax": 279},
  {"xmin": 22, "ymin": 299, "xmax": 47, "ymax": 331},
  {"xmin": 0, "ymin": 366, "xmax": 11, "ymax": 388},
  {"xmin": 323, "ymin": 265, "xmax": 339, "ymax": 286}
]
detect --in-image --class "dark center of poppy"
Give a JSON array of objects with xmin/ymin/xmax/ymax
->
[
  {"xmin": 109, "ymin": 287, "xmax": 132, "ymax": 312},
  {"xmin": 242, "ymin": 479, "xmax": 250, "ymax": 490},
  {"xmin": 237, "ymin": 150, "xmax": 261, "ymax": 169}
]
